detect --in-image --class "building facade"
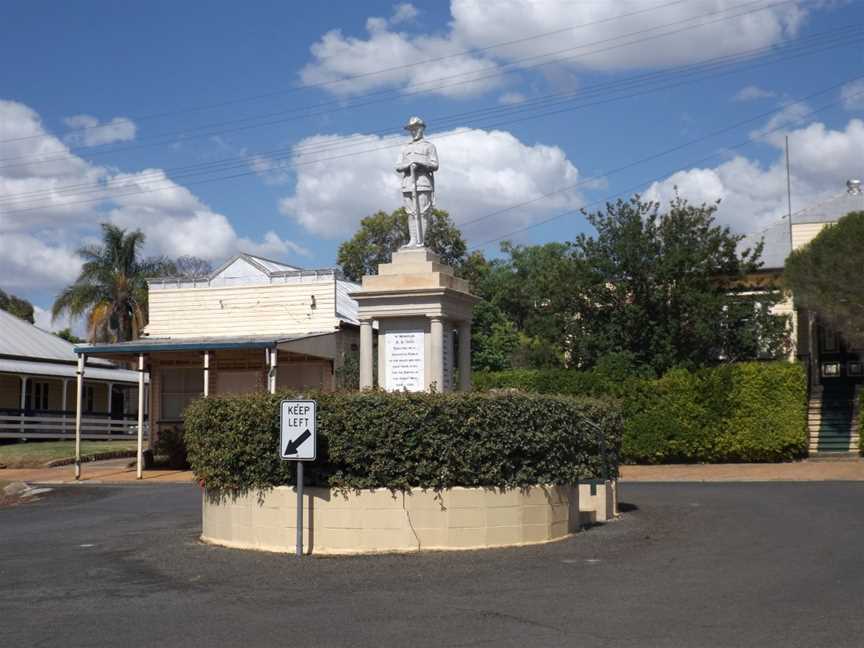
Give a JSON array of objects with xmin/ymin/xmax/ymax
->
[
  {"xmin": 740, "ymin": 180, "xmax": 863, "ymax": 454},
  {"xmin": 0, "ymin": 308, "xmax": 142, "ymax": 439},
  {"xmin": 77, "ymin": 253, "xmax": 361, "ymax": 447}
]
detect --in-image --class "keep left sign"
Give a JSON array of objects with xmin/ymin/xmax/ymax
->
[{"xmin": 280, "ymin": 399, "xmax": 317, "ymax": 461}]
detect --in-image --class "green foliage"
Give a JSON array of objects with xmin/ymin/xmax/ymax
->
[
  {"xmin": 471, "ymin": 242, "xmax": 576, "ymax": 366},
  {"xmin": 153, "ymin": 426, "xmax": 189, "ymax": 469},
  {"xmin": 184, "ymin": 391, "xmax": 623, "ymax": 496},
  {"xmin": 785, "ymin": 210, "xmax": 864, "ymax": 347},
  {"xmin": 337, "ymin": 208, "xmax": 467, "ymax": 282},
  {"xmin": 334, "ymin": 350, "xmax": 360, "ymax": 390},
  {"xmin": 52, "ymin": 223, "xmax": 174, "ymax": 343},
  {"xmin": 475, "ymin": 362, "xmax": 807, "ymax": 463},
  {"xmin": 54, "ymin": 328, "xmax": 83, "ymax": 344},
  {"xmin": 570, "ymin": 195, "xmax": 790, "ymax": 373},
  {"xmin": 470, "ymin": 300, "xmax": 520, "ymax": 371},
  {"xmin": 0, "ymin": 288, "xmax": 35, "ymax": 323}
]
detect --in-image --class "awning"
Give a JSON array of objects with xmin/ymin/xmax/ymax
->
[
  {"xmin": 76, "ymin": 332, "xmax": 336, "ymax": 356},
  {"xmin": 0, "ymin": 358, "xmax": 142, "ymax": 383}
]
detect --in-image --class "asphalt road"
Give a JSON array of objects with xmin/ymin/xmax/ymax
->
[{"xmin": 2, "ymin": 482, "xmax": 864, "ymax": 648}]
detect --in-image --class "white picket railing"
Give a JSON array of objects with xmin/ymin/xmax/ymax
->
[{"xmin": 0, "ymin": 410, "xmax": 148, "ymax": 440}]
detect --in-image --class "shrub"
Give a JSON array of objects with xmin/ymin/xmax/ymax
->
[
  {"xmin": 153, "ymin": 425, "xmax": 188, "ymax": 469},
  {"xmin": 184, "ymin": 391, "xmax": 623, "ymax": 496},
  {"xmin": 475, "ymin": 362, "xmax": 808, "ymax": 463}
]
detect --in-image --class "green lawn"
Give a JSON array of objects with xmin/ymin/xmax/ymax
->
[{"xmin": 0, "ymin": 441, "xmax": 137, "ymax": 469}]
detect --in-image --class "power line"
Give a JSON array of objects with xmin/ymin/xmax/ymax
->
[
  {"xmin": 0, "ymin": 0, "xmax": 800, "ymax": 167},
  {"xmin": 0, "ymin": 0, "xmax": 764, "ymax": 147},
  {"xmin": 465, "ymin": 88, "xmax": 864, "ymax": 251},
  {"xmin": 456, "ymin": 76, "xmax": 862, "ymax": 231},
  {"xmin": 3, "ymin": 28, "xmax": 857, "ymax": 208}
]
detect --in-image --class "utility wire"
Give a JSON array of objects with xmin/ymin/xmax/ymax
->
[
  {"xmin": 3, "ymin": 30, "xmax": 857, "ymax": 208},
  {"xmin": 5, "ymin": 27, "xmax": 854, "ymax": 202},
  {"xmin": 465, "ymin": 88, "xmax": 864, "ymax": 251},
  {"xmin": 456, "ymin": 75, "xmax": 863, "ymax": 231},
  {"xmin": 0, "ymin": 0, "xmax": 799, "ymax": 165},
  {"xmin": 0, "ymin": 0, "xmax": 770, "ymax": 146}
]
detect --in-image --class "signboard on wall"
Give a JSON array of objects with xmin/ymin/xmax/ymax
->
[{"xmin": 385, "ymin": 330, "xmax": 425, "ymax": 392}]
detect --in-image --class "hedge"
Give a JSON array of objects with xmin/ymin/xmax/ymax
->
[
  {"xmin": 184, "ymin": 391, "xmax": 623, "ymax": 495},
  {"xmin": 475, "ymin": 362, "xmax": 808, "ymax": 464}
]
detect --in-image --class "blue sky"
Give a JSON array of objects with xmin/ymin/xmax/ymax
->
[{"xmin": 1, "ymin": 0, "xmax": 862, "ymax": 329}]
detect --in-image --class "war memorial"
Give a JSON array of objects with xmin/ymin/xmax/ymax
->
[{"xmin": 68, "ymin": 116, "xmax": 618, "ymax": 555}]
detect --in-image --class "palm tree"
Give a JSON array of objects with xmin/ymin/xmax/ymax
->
[{"xmin": 52, "ymin": 224, "xmax": 170, "ymax": 342}]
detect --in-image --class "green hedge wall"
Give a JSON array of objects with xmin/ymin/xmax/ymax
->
[
  {"xmin": 184, "ymin": 391, "xmax": 623, "ymax": 495},
  {"xmin": 475, "ymin": 362, "xmax": 807, "ymax": 464}
]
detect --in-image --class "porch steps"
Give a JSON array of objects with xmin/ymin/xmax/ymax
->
[{"xmin": 807, "ymin": 385, "xmax": 860, "ymax": 456}]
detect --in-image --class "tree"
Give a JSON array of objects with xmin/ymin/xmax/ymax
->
[
  {"xmin": 337, "ymin": 208, "xmax": 467, "ymax": 282},
  {"xmin": 54, "ymin": 328, "xmax": 83, "ymax": 344},
  {"xmin": 470, "ymin": 300, "xmax": 520, "ymax": 371},
  {"xmin": 52, "ymin": 224, "xmax": 173, "ymax": 342},
  {"xmin": 472, "ymin": 242, "xmax": 579, "ymax": 367},
  {"xmin": 568, "ymin": 195, "xmax": 789, "ymax": 374},
  {"xmin": 785, "ymin": 210, "xmax": 864, "ymax": 347},
  {"xmin": 0, "ymin": 288, "xmax": 35, "ymax": 323},
  {"xmin": 170, "ymin": 255, "xmax": 213, "ymax": 279}
]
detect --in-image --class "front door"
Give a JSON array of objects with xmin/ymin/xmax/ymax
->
[
  {"xmin": 110, "ymin": 386, "xmax": 125, "ymax": 418},
  {"xmin": 818, "ymin": 321, "xmax": 862, "ymax": 387}
]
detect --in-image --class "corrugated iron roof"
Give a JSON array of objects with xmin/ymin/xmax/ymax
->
[
  {"xmin": 0, "ymin": 309, "xmax": 108, "ymax": 365},
  {"xmin": 0, "ymin": 358, "xmax": 142, "ymax": 383},
  {"xmin": 76, "ymin": 331, "xmax": 334, "ymax": 355},
  {"xmin": 739, "ymin": 189, "xmax": 864, "ymax": 271}
]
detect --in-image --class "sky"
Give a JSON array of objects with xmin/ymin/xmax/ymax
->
[{"xmin": 1, "ymin": 0, "xmax": 862, "ymax": 333}]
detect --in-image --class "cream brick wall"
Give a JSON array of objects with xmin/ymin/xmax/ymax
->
[{"xmin": 202, "ymin": 482, "xmax": 617, "ymax": 555}]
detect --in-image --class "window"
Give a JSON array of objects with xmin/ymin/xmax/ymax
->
[
  {"xmin": 84, "ymin": 385, "xmax": 96, "ymax": 413},
  {"xmin": 160, "ymin": 368, "xmax": 204, "ymax": 420},
  {"xmin": 26, "ymin": 381, "xmax": 50, "ymax": 410}
]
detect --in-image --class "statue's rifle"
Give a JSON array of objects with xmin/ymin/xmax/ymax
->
[{"xmin": 410, "ymin": 162, "xmax": 421, "ymax": 225}]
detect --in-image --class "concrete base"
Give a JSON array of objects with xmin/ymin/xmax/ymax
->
[
  {"xmin": 201, "ymin": 483, "xmax": 619, "ymax": 555},
  {"xmin": 578, "ymin": 480, "xmax": 618, "ymax": 525}
]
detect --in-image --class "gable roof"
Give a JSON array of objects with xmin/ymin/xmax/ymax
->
[
  {"xmin": 208, "ymin": 253, "xmax": 301, "ymax": 282},
  {"xmin": 0, "ymin": 309, "xmax": 110, "ymax": 366},
  {"xmin": 740, "ymin": 188, "xmax": 864, "ymax": 271}
]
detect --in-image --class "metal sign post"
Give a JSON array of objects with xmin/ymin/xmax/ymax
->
[{"xmin": 280, "ymin": 399, "xmax": 317, "ymax": 557}]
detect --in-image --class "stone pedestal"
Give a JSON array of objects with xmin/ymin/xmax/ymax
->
[{"xmin": 351, "ymin": 248, "xmax": 479, "ymax": 392}]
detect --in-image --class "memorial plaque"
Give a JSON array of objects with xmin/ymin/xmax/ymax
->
[{"xmin": 385, "ymin": 330, "xmax": 425, "ymax": 391}]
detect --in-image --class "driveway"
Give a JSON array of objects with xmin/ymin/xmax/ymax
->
[{"xmin": 2, "ymin": 482, "xmax": 863, "ymax": 647}]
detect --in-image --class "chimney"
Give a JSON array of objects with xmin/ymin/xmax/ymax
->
[{"xmin": 848, "ymin": 179, "xmax": 862, "ymax": 195}]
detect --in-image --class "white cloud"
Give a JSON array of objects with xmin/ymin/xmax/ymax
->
[
  {"xmin": 0, "ymin": 99, "xmax": 304, "ymax": 296},
  {"xmin": 390, "ymin": 3, "xmax": 419, "ymax": 25},
  {"xmin": 450, "ymin": 0, "xmax": 808, "ymax": 71},
  {"xmin": 32, "ymin": 304, "xmax": 86, "ymax": 338},
  {"xmin": 63, "ymin": 114, "xmax": 137, "ymax": 146},
  {"xmin": 644, "ymin": 118, "xmax": 864, "ymax": 234},
  {"xmin": 247, "ymin": 154, "xmax": 292, "ymax": 185},
  {"xmin": 498, "ymin": 92, "xmax": 527, "ymax": 105},
  {"xmin": 840, "ymin": 79, "xmax": 864, "ymax": 111},
  {"xmin": 302, "ymin": 1, "xmax": 811, "ymax": 97},
  {"xmin": 300, "ymin": 21, "xmax": 501, "ymax": 98},
  {"xmin": 733, "ymin": 85, "xmax": 776, "ymax": 102},
  {"xmin": 279, "ymin": 127, "xmax": 583, "ymax": 242}
]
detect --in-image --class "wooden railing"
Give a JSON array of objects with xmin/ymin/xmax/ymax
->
[{"xmin": 0, "ymin": 409, "xmax": 148, "ymax": 440}]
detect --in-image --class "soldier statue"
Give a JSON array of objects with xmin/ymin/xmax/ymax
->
[{"xmin": 396, "ymin": 116, "xmax": 438, "ymax": 248}]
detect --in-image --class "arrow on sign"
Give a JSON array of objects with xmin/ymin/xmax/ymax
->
[{"xmin": 284, "ymin": 429, "xmax": 311, "ymax": 456}]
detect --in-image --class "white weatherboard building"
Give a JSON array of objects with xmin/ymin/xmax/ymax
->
[
  {"xmin": 76, "ymin": 253, "xmax": 361, "ymax": 451},
  {"xmin": 0, "ymin": 308, "xmax": 143, "ymax": 439},
  {"xmin": 740, "ymin": 180, "xmax": 864, "ymax": 454}
]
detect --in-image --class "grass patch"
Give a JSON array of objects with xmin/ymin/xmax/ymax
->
[{"xmin": 0, "ymin": 441, "xmax": 137, "ymax": 469}]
